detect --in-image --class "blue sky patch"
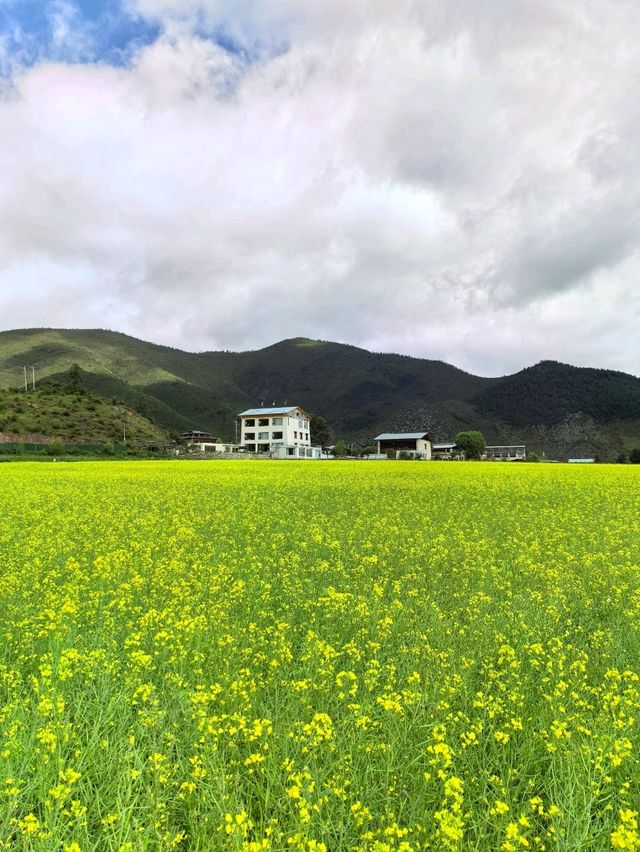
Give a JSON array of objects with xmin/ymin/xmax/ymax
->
[{"xmin": 0, "ymin": 0, "xmax": 161, "ymax": 70}]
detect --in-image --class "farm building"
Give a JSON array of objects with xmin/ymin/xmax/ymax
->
[
  {"xmin": 180, "ymin": 430, "xmax": 234, "ymax": 453},
  {"xmin": 238, "ymin": 406, "xmax": 321, "ymax": 458},
  {"xmin": 432, "ymin": 442, "xmax": 459, "ymax": 460},
  {"xmin": 270, "ymin": 445, "xmax": 323, "ymax": 459},
  {"xmin": 180, "ymin": 430, "xmax": 219, "ymax": 443},
  {"xmin": 374, "ymin": 432, "xmax": 433, "ymax": 459},
  {"xmin": 484, "ymin": 445, "xmax": 526, "ymax": 460},
  {"xmin": 184, "ymin": 441, "xmax": 236, "ymax": 453}
]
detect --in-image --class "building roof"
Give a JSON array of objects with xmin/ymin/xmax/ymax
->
[
  {"xmin": 433, "ymin": 442, "xmax": 457, "ymax": 449},
  {"xmin": 239, "ymin": 406, "xmax": 301, "ymax": 416},
  {"xmin": 375, "ymin": 432, "xmax": 431, "ymax": 441}
]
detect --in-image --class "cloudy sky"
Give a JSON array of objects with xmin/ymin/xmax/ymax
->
[{"xmin": 0, "ymin": 0, "xmax": 639, "ymax": 376}]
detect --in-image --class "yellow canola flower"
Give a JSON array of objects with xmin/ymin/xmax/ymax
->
[
  {"xmin": 612, "ymin": 810, "xmax": 640, "ymax": 849},
  {"xmin": 0, "ymin": 460, "xmax": 639, "ymax": 848},
  {"xmin": 18, "ymin": 813, "xmax": 40, "ymax": 835}
]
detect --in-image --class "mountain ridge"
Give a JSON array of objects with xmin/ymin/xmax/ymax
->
[{"xmin": 1, "ymin": 328, "xmax": 639, "ymax": 460}]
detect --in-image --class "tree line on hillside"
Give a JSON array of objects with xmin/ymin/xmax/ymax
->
[{"xmin": 475, "ymin": 362, "xmax": 640, "ymax": 427}]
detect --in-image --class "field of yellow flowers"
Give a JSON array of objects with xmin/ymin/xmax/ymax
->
[{"xmin": 1, "ymin": 460, "xmax": 639, "ymax": 850}]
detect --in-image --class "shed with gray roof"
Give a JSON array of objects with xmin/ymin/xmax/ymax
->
[{"xmin": 374, "ymin": 432, "xmax": 433, "ymax": 459}]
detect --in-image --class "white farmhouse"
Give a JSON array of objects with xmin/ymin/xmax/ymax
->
[
  {"xmin": 375, "ymin": 432, "xmax": 433, "ymax": 459},
  {"xmin": 238, "ymin": 406, "xmax": 322, "ymax": 458}
]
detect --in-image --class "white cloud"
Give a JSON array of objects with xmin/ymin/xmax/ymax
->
[{"xmin": 0, "ymin": 0, "xmax": 639, "ymax": 375}]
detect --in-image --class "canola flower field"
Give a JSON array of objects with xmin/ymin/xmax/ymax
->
[{"xmin": 1, "ymin": 460, "xmax": 639, "ymax": 851}]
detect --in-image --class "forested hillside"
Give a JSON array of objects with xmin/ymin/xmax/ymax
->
[
  {"xmin": 1, "ymin": 328, "xmax": 639, "ymax": 459},
  {"xmin": 475, "ymin": 361, "xmax": 640, "ymax": 426}
]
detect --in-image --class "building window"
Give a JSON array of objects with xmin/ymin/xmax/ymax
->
[
  {"xmin": 244, "ymin": 419, "xmax": 255, "ymax": 427},
  {"xmin": 244, "ymin": 432, "xmax": 255, "ymax": 440},
  {"xmin": 258, "ymin": 444, "xmax": 270, "ymax": 453},
  {"xmin": 298, "ymin": 420, "xmax": 303, "ymax": 428},
  {"xmin": 258, "ymin": 431, "xmax": 269, "ymax": 440},
  {"xmin": 272, "ymin": 417, "xmax": 283, "ymax": 425},
  {"xmin": 272, "ymin": 431, "xmax": 283, "ymax": 439},
  {"xmin": 258, "ymin": 418, "xmax": 269, "ymax": 427},
  {"xmin": 287, "ymin": 448, "xmax": 295, "ymax": 456},
  {"xmin": 245, "ymin": 444, "xmax": 256, "ymax": 452}
]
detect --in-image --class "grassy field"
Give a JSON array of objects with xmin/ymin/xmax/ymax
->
[{"xmin": 0, "ymin": 461, "xmax": 639, "ymax": 850}]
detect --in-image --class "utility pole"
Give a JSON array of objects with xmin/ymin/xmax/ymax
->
[
  {"xmin": 537, "ymin": 424, "xmax": 547, "ymax": 459},
  {"xmin": 30, "ymin": 364, "xmax": 37, "ymax": 390},
  {"xmin": 22, "ymin": 366, "xmax": 28, "ymax": 392},
  {"xmin": 117, "ymin": 406, "xmax": 127, "ymax": 446}
]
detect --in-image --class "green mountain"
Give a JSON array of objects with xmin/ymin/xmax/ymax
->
[
  {"xmin": 475, "ymin": 361, "xmax": 640, "ymax": 426},
  {"xmin": 1, "ymin": 328, "xmax": 639, "ymax": 460}
]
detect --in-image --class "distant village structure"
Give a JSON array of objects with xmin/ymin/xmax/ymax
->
[
  {"xmin": 179, "ymin": 430, "xmax": 235, "ymax": 453},
  {"xmin": 484, "ymin": 445, "xmax": 526, "ymax": 461},
  {"xmin": 179, "ymin": 410, "xmax": 528, "ymax": 462},
  {"xmin": 373, "ymin": 434, "xmax": 527, "ymax": 461},
  {"xmin": 432, "ymin": 442, "xmax": 459, "ymax": 460},
  {"xmin": 375, "ymin": 432, "xmax": 433, "ymax": 459},
  {"xmin": 239, "ymin": 406, "xmax": 322, "ymax": 459},
  {"xmin": 179, "ymin": 419, "xmax": 528, "ymax": 461}
]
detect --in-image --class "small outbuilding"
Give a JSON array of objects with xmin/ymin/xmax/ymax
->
[
  {"xmin": 180, "ymin": 430, "xmax": 219, "ymax": 443},
  {"xmin": 374, "ymin": 432, "xmax": 433, "ymax": 459},
  {"xmin": 484, "ymin": 445, "xmax": 526, "ymax": 461},
  {"xmin": 432, "ymin": 442, "xmax": 459, "ymax": 460}
]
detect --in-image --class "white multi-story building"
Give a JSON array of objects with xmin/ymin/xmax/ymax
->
[{"xmin": 238, "ymin": 406, "xmax": 322, "ymax": 458}]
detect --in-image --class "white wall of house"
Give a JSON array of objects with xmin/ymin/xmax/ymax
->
[
  {"xmin": 240, "ymin": 407, "xmax": 314, "ymax": 454},
  {"xmin": 271, "ymin": 445, "xmax": 323, "ymax": 459},
  {"xmin": 189, "ymin": 442, "xmax": 234, "ymax": 453},
  {"xmin": 415, "ymin": 438, "xmax": 432, "ymax": 459}
]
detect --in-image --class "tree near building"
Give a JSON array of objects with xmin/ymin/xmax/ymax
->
[
  {"xmin": 310, "ymin": 415, "xmax": 332, "ymax": 448},
  {"xmin": 455, "ymin": 430, "xmax": 486, "ymax": 460},
  {"xmin": 630, "ymin": 447, "xmax": 640, "ymax": 464},
  {"xmin": 331, "ymin": 439, "xmax": 348, "ymax": 457}
]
